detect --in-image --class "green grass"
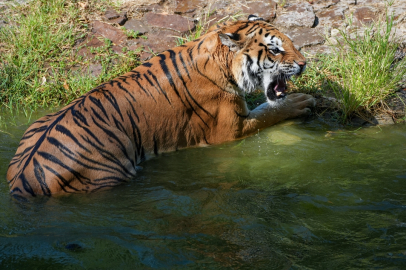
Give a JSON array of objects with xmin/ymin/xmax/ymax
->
[
  {"xmin": 288, "ymin": 11, "xmax": 406, "ymax": 122},
  {"xmin": 325, "ymin": 14, "xmax": 406, "ymax": 121},
  {"xmin": 0, "ymin": 0, "xmax": 140, "ymax": 111}
]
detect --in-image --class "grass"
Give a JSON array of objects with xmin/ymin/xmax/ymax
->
[
  {"xmin": 0, "ymin": 0, "xmax": 141, "ymax": 111},
  {"xmin": 324, "ymin": 13, "xmax": 406, "ymax": 121},
  {"xmin": 288, "ymin": 11, "xmax": 406, "ymax": 122}
]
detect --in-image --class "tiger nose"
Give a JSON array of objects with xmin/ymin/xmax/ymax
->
[
  {"xmin": 297, "ymin": 61, "xmax": 306, "ymax": 67},
  {"xmin": 296, "ymin": 61, "xmax": 306, "ymax": 73}
]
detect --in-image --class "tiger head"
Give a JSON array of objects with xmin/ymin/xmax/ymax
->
[{"xmin": 216, "ymin": 15, "xmax": 306, "ymax": 102}]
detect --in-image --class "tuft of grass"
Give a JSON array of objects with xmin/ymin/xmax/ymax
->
[
  {"xmin": 0, "ymin": 0, "xmax": 141, "ymax": 111},
  {"xmin": 324, "ymin": 13, "xmax": 406, "ymax": 121}
]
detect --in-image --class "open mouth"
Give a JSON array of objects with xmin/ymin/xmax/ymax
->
[{"xmin": 266, "ymin": 76, "xmax": 287, "ymax": 100}]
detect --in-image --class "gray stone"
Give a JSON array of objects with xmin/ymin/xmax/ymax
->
[
  {"xmin": 354, "ymin": 0, "xmax": 383, "ymax": 4},
  {"xmin": 309, "ymin": 0, "xmax": 340, "ymax": 11},
  {"xmin": 241, "ymin": 0, "xmax": 277, "ymax": 22},
  {"xmin": 286, "ymin": 28, "xmax": 325, "ymax": 50},
  {"xmin": 274, "ymin": 1, "xmax": 316, "ymax": 29},
  {"xmin": 337, "ymin": 0, "xmax": 356, "ymax": 5},
  {"xmin": 388, "ymin": 2, "xmax": 406, "ymax": 24},
  {"xmin": 209, "ymin": 1, "xmax": 229, "ymax": 12},
  {"xmin": 317, "ymin": 6, "xmax": 347, "ymax": 29},
  {"xmin": 144, "ymin": 13, "xmax": 195, "ymax": 34},
  {"xmin": 123, "ymin": 19, "xmax": 151, "ymax": 35},
  {"xmin": 301, "ymin": 44, "xmax": 333, "ymax": 56}
]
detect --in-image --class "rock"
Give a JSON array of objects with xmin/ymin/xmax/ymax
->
[
  {"xmin": 388, "ymin": 2, "xmax": 406, "ymax": 23},
  {"xmin": 372, "ymin": 114, "xmax": 394, "ymax": 125},
  {"xmin": 123, "ymin": 19, "xmax": 151, "ymax": 35},
  {"xmin": 286, "ymin": 28, "xmax": 325, "ymax": 50},
  {"xmin": 104, "ymin": 8, "xmax": 120, "ymax": 20},
  {"xmin": 354, "ymin": 0, "xmax": 383, "ymax": 4},
  {"xmin": 386, "ymin": 90, "xmax": 406, "ymax": 118},
  {"xmin": 353, "ymin": 6, "xmax": 376, "ymax": 26},
  {"xmin": 91, "ymin": 21, "xmax": 127, "ymax": 45},
  {"xmin": 104, "ymin": 9, "xmax": 127, "ymax": 25},
  {"xmin": 209, "ymin": 1, "xmax": 229, "ymax": 12},
  {"xmin": 241, "ymin": 0, "xmax": 277, "ymax": 22},
  {"xmin": 174, "ymin": 0, "xmax": 206, "ymax": 15},
  {"xmin": 337, "ymin": 0, "xmax": 356, "ymax": 5},
  {"xmin": 331, "ymin": 28, "xmax": 340, "ymax": 36},
  {"xmin": 302, "ymin": 44, "xmax": 334, "ymax": 56},
  {"xmin": 317, "ymin": 6, "xmax": 348, "ymax": 29},
  {"xmin": 144, "ymin": 13, "xmax": 195, "ymax": 34},
  {"xmin": 137, "ymin": 3, "xmax": 164, "ymax": 13},
  {"xmin": 137, "ymin": 29, "xmax": 178, "ymax": 60},
  {"xmin": 274, "ymin": 1, "xmax": 316, "ymax": 29},
  {"xmin": 309, "ymin": 0, "xmax": 340, "ymax": 11}
]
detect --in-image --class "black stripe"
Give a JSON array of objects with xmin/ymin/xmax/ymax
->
[
  {"xmin": 20, "ymin": 173, "xmax": 36, "ymax": 197},
  {"xmin": 44, "ymin": 165, "xmax": 79, "ymax": 193},
  {"xmin": 55, "ymin": 124, "xmax": 92, "ymax": 154},
  {"xmin": 89, "ymin": 96, "xmax": 109, "ymax": 120},
  {"xmin": 158, "ymin": 53, "xmax": 187, "ymax": 107},
  {"xmin": 178, "ymin": 51, "xmax": 191, "ymax": 80},
  {"xmin": 33, "ymin": 158, "xmax": 51, "ymax": 196}
]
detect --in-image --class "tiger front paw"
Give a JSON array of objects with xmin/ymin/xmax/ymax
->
[{"xmin": 283, "ymin": 93, "xmax": 316, "ymax": 118}]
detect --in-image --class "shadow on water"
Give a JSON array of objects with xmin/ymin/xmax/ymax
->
[{"xmin": 1, "ymin": 109, "xmax": 406, "ymax": 269}]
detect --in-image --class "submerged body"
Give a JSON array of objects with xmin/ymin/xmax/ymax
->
[{"xmin": 7, "ymin": 16, "xmax": 315, "ymax": 196}]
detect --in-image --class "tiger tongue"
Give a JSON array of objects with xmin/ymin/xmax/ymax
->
[{"xmin": 274, "ymin": 78, "xmax": 286, "ymax": 96}]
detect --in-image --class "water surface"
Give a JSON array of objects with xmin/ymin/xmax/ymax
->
[{"xmin": 1, "ymin": 110, "xmax": 406, "ymax": 269}]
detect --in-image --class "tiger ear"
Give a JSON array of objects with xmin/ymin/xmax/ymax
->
[
  {"xmin": 219, "ymin": 33, "xmax": 241, "ymax": 52},
  {"xmin": 248, "ymin": 14, "xmax": 265, "ymax": 21}
]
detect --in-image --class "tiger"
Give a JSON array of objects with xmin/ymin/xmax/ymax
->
[{"xmin": 7, "ymin": 15, "xmax": 315, "ymax": 196}]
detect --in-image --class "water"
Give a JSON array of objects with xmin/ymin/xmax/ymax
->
[{"xmin": 1, "ymin": 109, "xmax": 406, "ymax": 269}]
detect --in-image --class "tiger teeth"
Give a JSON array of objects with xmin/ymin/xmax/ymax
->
[{"xmin": 276, "ymin": 91, "xmax": 282, "ymax": 96}]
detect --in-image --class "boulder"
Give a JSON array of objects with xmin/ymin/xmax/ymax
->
[
  {"xmin": 274, "ymin": 1, "xmax": 316, "ymax": 29},
  {"xmin": 144, "ymin": 13, "xmax": 195, "ymax": 34}
]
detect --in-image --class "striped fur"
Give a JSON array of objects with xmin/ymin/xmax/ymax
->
[{"xmin": 7, "ymin": 16, "xmax": 315, "ymax": 196}]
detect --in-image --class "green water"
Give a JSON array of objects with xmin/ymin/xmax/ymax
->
[{"xmin": 1, "ymin": 110, "xmax": 406, "ymax": 269}]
